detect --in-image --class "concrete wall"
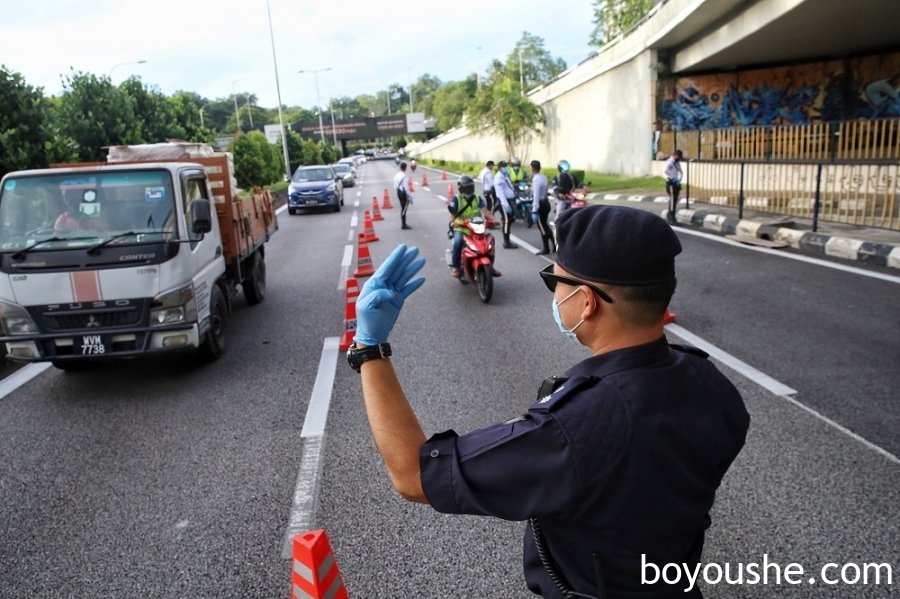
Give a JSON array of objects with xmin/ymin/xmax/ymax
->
[{"xmin": 412, "ymin": 0, "xmax": 701, "ymax": 176}]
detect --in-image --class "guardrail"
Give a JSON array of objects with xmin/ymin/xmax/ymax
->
[
  {"xmin": 681, "ymin": 159, "xmax": 900, "ymax": 232},
  {"xmin": 659, "ymin": 118, "xmax": 900, "ymax": 162}
]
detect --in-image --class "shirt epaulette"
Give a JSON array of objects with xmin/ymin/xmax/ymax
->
[
  {"xmin": 670, "ymin": 343, "xmax": 709, "ymax": 359},
  {"xmin": 530, "ymin": 375, "xmax": 599, "ymax": 412}
]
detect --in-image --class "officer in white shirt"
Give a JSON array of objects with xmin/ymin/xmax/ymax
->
[
  {"xmin": 664, "ymin": 149, "xmax": 683, "ymax": 224},
  {"xmin": 493, "ymin": 160, "xmax": 518, "ymax": 249},
  {"xmin": 393, "ymin": 162, "xmax": 414, "ymax": 230},
  {"xmin": 478, "ymin": 160, "xmax": 497, "ymax": 214}
]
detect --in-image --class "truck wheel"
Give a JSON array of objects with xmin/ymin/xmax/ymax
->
[
  {"xmin": 242, "ymin": 252, "xmax": 266, "ymax": 305},
  {"xmin": 199, "ymin": 285, "xmax": 227, "ymax": 360}
]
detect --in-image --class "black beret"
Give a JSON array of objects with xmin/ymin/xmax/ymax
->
[
  {"xmin": 498, "ymin": 160, "xmax": 508, "ymax": 167},
  {"xmin": 556, "ymin": 205, "xmax": 682, "ymax": 285}
]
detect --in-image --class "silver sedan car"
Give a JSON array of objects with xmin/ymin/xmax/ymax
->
[{"xmin": 332, "ymin": 162, "xmax": 356, "ymax": 187}]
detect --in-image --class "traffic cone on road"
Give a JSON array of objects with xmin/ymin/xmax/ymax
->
[
  {"xmin": 422, "ymin": 173, "xmax": 429, "ymax": 187},
  {"xmin": 338, "ymin": 278, "xmax": 360, "ymax": 352},
  {"xmin": 353, "ymin": 233, "xmax": 375, "ymax": 278},
  {"xmin": 291, "ymin": 530, "xmax": 349, "ymax": 599},
  {"xmin": 371, "ymin": 196, "xmax": 384, "ymax": 221},
  {"xmin": 382, "ymin": 188, "xmax": 394, "ymax": 209},
  {"xmin": 409, "ymin": 178, "xmax": 416, "ymax": 192},
  {"xmin": 663, "ymin": 309, "xmax": 677, "ymax": 324},
  {"xmin": 363, "ymin": 211, "xmax": 379, "ymax": 242},
  {"xmin": 441, "ymin": 170, "xmax": 447, "ymax": 181},
  {"xmin": 446, "ymin": 183, "xmax": 454, "ymax": 201}
]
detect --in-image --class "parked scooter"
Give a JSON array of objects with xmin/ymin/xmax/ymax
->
[{"xmin": 445, "ymin": 216, "xmax": 497, "ymax": 303}]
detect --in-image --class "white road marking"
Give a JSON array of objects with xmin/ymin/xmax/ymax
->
[
  {"xmin": 282, "ymin": 336, "xmax": 341, "ymax": 558},
  {"xmin": 675, "ymin": 227, "xmax": 900, "ymax": 284},
  {"xmin": 666, "ymin": 323, "xmax": 899, "ymax": 466},
  {"xmin": 0, "ymin": 363, "xmax": 53, "ymax": 400},
  {"xmin": 338, "ymin": 244, "xmax": 353, "ymax": 289}
]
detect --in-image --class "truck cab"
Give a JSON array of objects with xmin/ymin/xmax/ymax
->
[{"xmin": 0, "ymin": 151, "xmax": 275, "ymax": 370}]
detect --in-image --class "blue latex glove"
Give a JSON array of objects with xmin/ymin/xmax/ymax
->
[{"xmin": 354, "ymin": 244, "xmax": 426, "ymax": 346}]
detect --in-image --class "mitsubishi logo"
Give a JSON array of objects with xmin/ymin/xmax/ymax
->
[{"xmin": 86, "ymin": 315, "xmax": 100, "ymax": 328}]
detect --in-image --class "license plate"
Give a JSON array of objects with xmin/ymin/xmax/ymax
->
[
  {"xmin": 77, "ymin": 334, "xmax": 107, "ymax": 355},
  {"xmin": 307, "ymin": 199, "xmax": 318, "ymax": 205}
]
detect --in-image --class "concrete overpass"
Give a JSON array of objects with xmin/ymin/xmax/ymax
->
[{"xmin": 413, "ymin": 0, "xmax": 900, "ymax": 176}]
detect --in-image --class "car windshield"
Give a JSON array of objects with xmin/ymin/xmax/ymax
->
[
  {"xmin": 333, "ymin": 164, "xmax": 351, "ymax": 174},
  {"xmin": 292, "ymin": 168, "xmax": 333, "ymax": 182},
  {"xmin": 0, "ymin": 169, "xmax": 178, "ymax": 251}
]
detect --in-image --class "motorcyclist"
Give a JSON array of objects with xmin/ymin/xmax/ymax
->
[
  {"xmin": 552, "ymin": 159, "xmax": 578, "ymax": 223},
  {"xmin": 447, "ymin": 175, "xmax": 497, "ymax": 278},
  {"xmin": 508, "ymin": 157, "xmax": 529, "ymax": 186},
  {"xmin": 409, "ymin": 159, "xmax": 417, "ymax": 172}
]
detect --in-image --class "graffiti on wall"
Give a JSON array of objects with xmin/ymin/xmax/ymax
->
[{"xmin": 658, "ymin": 52, "xmax": 900, "ymax": 131}]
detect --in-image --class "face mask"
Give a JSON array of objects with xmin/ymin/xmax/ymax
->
[{"xmin": 551, "ymin": 287, "xmax": 585, "ymax": 340}]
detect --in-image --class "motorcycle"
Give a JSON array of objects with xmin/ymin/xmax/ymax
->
[
  {"xmin": 445, "ymin": 216, "xmax": 496, "ymax": 303},
  {"xmin": 513, "ymin": 180, "xmax": 533, "ymax": 225}
]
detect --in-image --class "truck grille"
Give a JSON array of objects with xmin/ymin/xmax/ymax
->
[{"xmin": 36, "ymin": 300, "xmax": 147, "ymax": 332}]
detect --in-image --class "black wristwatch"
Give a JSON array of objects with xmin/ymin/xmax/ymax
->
[{"xmin": 346, "ymin": 342, "xmax": 392, "ymax": 372}]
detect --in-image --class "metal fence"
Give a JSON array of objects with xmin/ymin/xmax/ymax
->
[
  {"xmin": 681, "ymin": 160, "xmax": 900, "ymax": 231},
  {"xmin": 658, "ymin": 118, "xmax": 900, "ymax": 162}
]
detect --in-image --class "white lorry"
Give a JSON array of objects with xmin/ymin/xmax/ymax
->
[{"xmin": 0, "ymin": 143, "xmax": 278, "ymax": 370}]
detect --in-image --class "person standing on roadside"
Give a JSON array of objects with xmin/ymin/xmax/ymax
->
[
  {"xmin": 478, "ymin": 160, "xmax": 497, "ymax": 214},
  {"xmin": 347, "ymin": 204, "xmax": 749, "ymax": 598},
  {"xmin": 664, "ymin": 149, "xmax": 683, "ymax": 224},
  {"xmin": 493, "ymin": 160, "xmax": 518, "ymax": 249},
  {"xmin": 393, "ymin": 161, "xmax": 414, "ymax": 230},
  {"xmin": 530, "ymin": 160, "xmax": 554, "ymax": 255}
]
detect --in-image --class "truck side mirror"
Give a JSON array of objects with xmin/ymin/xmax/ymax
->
[{"xmin": 189, "ymin": 199, "xmax": 213, "ymax": 237}]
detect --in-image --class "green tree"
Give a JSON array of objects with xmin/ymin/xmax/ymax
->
[
  {"xmin": 230, "ymin": 131, "xmax": 281, "ymax": 188},
  {"xmin": 432, "ymin": 78, "xmax": 477, "ymax": 132},
  {"xmin": 119, "ymin": 77, "xmax": 176, "ymax": 142},
  {"xmin": 507, "ymin": 32, "xmax": 567, "ymax": 91},
  {"xmin": 55, "ymin": 70, "xmax": 141, "ymax": 161},
  {"xmin": 0, "ymin": 66, "xmax": 53, "ymax": 177},
  {"xmin": 467, "ymin": 77, "xmax": 544, "ymax": 160},
  {"xmin": 590, "ymin": 0, "xmax": 654, "ymax": 46},
  {"xmin": 168, "ymin": 91, "xmax": 215, "ymax": 142}
]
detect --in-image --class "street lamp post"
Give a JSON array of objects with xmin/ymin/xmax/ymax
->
[
  {"xmin": 266, "ymin": 0, "xmax": 292, "ymax": 180},
  {"xmin": 232, "ymin": 79, "xmax": 242, "ymax": 133},
  {"xmin": 108, "ymin": 59, "xmax": 147, "ymax": 80},
  {"xmin": 329, "ymin": 99, "xmax": 337, "ymax": 145},
  {"xmin": 299, "ymin": 68, "xmax": 331, "ymax": 142}
]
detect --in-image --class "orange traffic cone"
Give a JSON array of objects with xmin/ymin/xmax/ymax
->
[
  {"xmin": 371, "ymin": 197, "xmax": 384, "ymax": 221},
  {"xmin": 441, "ymin": 170, "xmax": 447, "ymax": 181},
  {"xmin": 363, "ymin": 211, "xmax": 379, "ymax": 242},
  {"xmin": 422, "ymin": 173, "xmax": 429, "ymax": 187},
  {"xmin": 291, "ymin": 530, "xmax": 349, "ymax": 599},
  {"xmin": 338, "ymin": 278, "xmax": 360, "ymax": 352},
  {"xmin": 409, "ymin": 178, "xmax": 415, "ymax": 192},
  {"xmin": 353, "ymin": 232, "xmax": 375, "ymax": 278},
  {"xmin": 382, "ymin": 188, "xmax": 393, "ymax": 209},
  {"xmin": 446, "ymin": 183, "xmax": 454, "ymax": 199},
  {"xmin": 663, "ymin": 309, "xmax": 676, "ymax": 324}
]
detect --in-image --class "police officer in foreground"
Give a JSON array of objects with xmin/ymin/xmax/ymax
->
[{"xmin": 347, "ymin": 205, "xmax": 750, "ymax": 598}]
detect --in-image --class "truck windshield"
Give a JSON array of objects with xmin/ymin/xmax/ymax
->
[{"xmin": 0, "ymin": 169, "xmax": 178, "ymax": 252}]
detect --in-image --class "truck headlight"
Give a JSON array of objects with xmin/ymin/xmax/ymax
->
[
  {"xmin": 150, "ymin": 284, "xmax": 197, "ymax": 327},
  {"xmin": 0, "ymin": 300, "xmax": 39, "ymax": 335}
]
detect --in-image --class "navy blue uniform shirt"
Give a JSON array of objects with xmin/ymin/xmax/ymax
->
[{"xmin": 420, "ymin": 337, "xmax": 750, "ymax": 598}]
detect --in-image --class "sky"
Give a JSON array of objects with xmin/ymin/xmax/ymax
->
[{"xmin": 0, "ymin": 0, "xmax": 598, "ymax": 111}]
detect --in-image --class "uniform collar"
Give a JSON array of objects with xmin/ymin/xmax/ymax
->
[{"xmin": 565, "ymin": 336, "xmax": 670, "ymax": 379}]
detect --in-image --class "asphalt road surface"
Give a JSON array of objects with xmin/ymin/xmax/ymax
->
[{"xmin": 0, "ymin": 159, "xmax": 896, "ymax": 598}]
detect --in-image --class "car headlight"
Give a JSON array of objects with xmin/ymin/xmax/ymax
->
[
  {"xmin": 150, "ymin": 284, "xmax": 197, "ymax": 327},
  {"xmin": 327, "ymin": 183, "xmax": 336, "ymax": 192},
  {"xmin": 0, "ymin": 300, "xmax": 39, "ymax": 335}
]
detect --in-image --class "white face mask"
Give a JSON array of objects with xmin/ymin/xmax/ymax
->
[{"xmin": 551, "ymin": 287, "xmax": 585, "ymax": 340}]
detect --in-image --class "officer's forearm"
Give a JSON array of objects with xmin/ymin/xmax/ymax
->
[{"xmin": 360, "ymin": 357, "xmax": 429, "ymax": 504}]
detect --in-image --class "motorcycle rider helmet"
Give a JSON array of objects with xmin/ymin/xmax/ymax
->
[
  {"xmin": 558, "ymin": 159, "xmax": 571, "ymax": 173},
  {"xmin": 457, "ymin": 175, "xmax": 476, "ymax": 198},
  {"xmin": 511, "ymin": 157, "xmax": 521, "ymax": 167}
]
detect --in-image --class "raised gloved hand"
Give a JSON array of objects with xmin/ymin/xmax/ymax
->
[{"xmin": 354, "ymin": 244, "xmax": 426, "ymax": 346}]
